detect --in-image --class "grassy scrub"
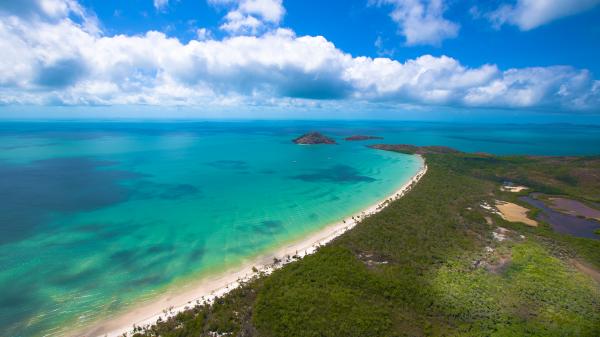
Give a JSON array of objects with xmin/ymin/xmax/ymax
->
[
  {"xmin": 133, "ymin": 148, "xmax": 600, "ymax": 337},
  {"xmin": 433, "ymin": 241, "xmax": 599, "ymax": 336}
]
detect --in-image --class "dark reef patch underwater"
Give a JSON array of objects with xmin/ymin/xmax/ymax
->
[
  {"xmin": 292, "ymin": 164, "xmax": 376, "ymax": 183},
  {"xmin": 0, "ymin": 157, "xmax": 139, "ymax": 244}
]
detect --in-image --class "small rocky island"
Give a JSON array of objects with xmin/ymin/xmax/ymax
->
[
  {"xmin": 344, "ymin": 135, "xmax": 384, "ymax": 141},
  {"xmin": 293, "ymin": 132, "xmax": 336, "ymax": 144}
]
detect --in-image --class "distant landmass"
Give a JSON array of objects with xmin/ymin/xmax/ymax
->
[
  {"xmin": 369, "ymin": 144, "xmax": 460, "ymax": 155},
  {"xmin": 344, "ymin": 135, "xmax": 384, "ymax": 141},
  {"xmin": 293, "ymin": 132, "xmax": 336, "ymax": 144}
]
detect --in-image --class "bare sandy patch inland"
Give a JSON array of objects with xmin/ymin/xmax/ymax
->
[
  {"xmin": 495, "ymin": 200, "xmax": 538, "ymax": 227},
  {"xmin": 500, "ymin": 185, "xmax": 528, "ymax": 193}
]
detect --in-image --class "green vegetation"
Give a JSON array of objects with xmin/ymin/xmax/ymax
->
[{"xmin": 133, "ymin": 148, "xmax": 600, "ymax": 337}]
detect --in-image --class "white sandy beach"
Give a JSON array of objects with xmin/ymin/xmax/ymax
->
[{"xmin": 75, "ymin": 156, "xmax": 427, "ymax": 337}]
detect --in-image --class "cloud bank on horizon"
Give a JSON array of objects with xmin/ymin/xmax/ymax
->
[{"xmin": 0, "ymin": 0, "xmax": 599, "ymax": 112}]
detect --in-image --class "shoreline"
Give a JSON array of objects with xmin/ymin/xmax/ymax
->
[{"xmin": 77, "ymin": 155, "xmax": 427, "ymax": 337}]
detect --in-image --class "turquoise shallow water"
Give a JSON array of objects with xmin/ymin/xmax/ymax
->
[
  {"xmin": 0, "ymin": 120, "xmax": 599, "ymax": 337},
  {"xmin": 0, "ymin": 122, "xmax": 423, "ymax": 337}
]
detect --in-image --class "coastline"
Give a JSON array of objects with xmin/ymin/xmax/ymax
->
[{"xmin": 76, "ymin": 155, "xmax": 427, "ymax": 337}]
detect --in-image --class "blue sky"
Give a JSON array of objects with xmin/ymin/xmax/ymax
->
[
  {"xmin": 0, "ymin": 0, "xmax": 599, "ymax": 119},
  {"xmin": 83, "ymin": 0, "xmax": 600, "ymax": 73}
]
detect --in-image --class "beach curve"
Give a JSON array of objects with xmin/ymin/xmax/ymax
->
[{"xmin": 74, "ymin": 155, "xmax": 427, "ymax": 337}]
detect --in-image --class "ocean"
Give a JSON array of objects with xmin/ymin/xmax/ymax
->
[{"xmin": 0, "ymin": 120, "xmax": 599, "ymax": 337}]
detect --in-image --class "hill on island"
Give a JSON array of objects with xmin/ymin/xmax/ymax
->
[{"xmin": 293, "ymin": 132, "xmax": 336, "ymax": 144}]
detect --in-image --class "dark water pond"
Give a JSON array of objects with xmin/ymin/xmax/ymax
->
[
  {"xmin": 520, "ymin": 196, "xmax": 600, "ymax": 240},
  {"xmin": 549, "ymin": 197, "xmax": 600, "ymax": 220}
]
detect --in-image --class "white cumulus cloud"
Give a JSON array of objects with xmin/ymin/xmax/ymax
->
[
  {"xmin": 209, "ymin": 0, "xmax": 285, "ymax": 35},
  {"xmin": 371, "ymin": 0, "xmax": 459, "ymax": 46},
  {"xmin": 0, "ymin": 0, "xmax": 598, "ymax": 112},
  {"xmin": 154, "ymin": 0, "xmax": 169, "ymax": 11},
  {"xmin": 196, "ymin": 27, "xmax": 212, "ymax": 40}
]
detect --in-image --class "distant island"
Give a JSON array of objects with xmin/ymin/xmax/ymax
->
[
  {"xmin": 293, "ymin": 132, "xmax": 336, "ymax": 144},
  {"xmin": 344, "ymin": 135, "xmax": 384, "ymax": 141}
]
